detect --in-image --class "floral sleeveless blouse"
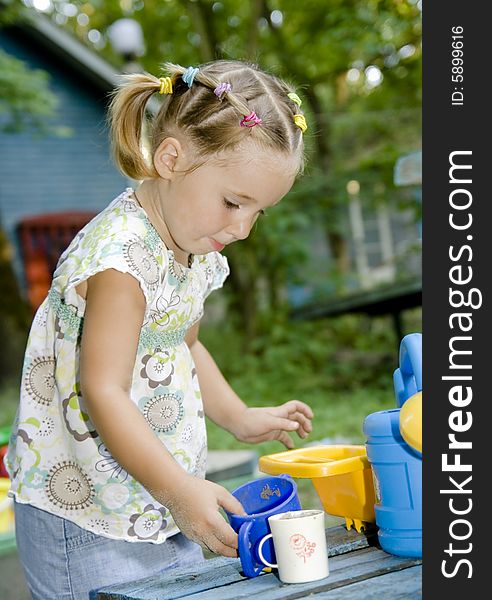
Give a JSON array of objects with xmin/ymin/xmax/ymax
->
[{"xmin": 5, "ymin": 188, "xmax": 229, "ymax": 544}]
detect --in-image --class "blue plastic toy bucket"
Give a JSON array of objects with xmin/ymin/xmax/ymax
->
[
  {"xmin": 363, "ymin": 408, "xmax": 422, "ymax": 558},
  {"xmin": 225, "ymin": 474, "xmax": 301, "ymax": 577}
]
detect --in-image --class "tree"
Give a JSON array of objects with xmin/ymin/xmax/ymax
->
[
  {"xmin": 0, "ymin": 4, "xmax": 61, "ymax": 134},
  {"xmin": 25, "ymin": 0, "xmax": 422, "ymax": 343},
  {"xmin": 0, "ymin": 3, "xmax": 66, "ymax": 379}
]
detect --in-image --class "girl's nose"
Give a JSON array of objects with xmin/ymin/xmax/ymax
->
[{"xmin": 226, "ymin": 217, "xmax": 253, "ymax": 241}]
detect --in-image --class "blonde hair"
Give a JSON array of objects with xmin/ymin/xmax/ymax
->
[{"xmin": 108, "ymin": 60, "xmax": 306, "ymax": 180}]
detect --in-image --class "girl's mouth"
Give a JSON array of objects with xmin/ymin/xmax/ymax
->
[{"xmin": 210, "ymin": 239, "xmax": 225, "ymax": 252}]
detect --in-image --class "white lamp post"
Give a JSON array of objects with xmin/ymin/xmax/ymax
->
[{"xmin": 107, "ymin": 18, "xmax": 145, "ymax": 73}]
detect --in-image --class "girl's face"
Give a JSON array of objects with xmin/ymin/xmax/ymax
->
[{"xmin": 158, "ymin": 144, "xmax": 297, "ymax": 257}]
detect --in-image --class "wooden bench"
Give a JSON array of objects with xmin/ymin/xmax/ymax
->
[
  {"xmin": 290, "ymin": 278, "xmax": 422, "ymax": 343},
  {"xmin": 92, "ymin": 524, "xmax": 422, "ymax": 599},
  {"xmin": 205, "ymin": 450, "xmax": 258, "ymax": 484}
]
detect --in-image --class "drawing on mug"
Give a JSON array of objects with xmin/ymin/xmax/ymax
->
[
  {"xmin": 260, "ymin": 484, "xmax": 281, "ymax": 500},
  {"xmin": 290, "ymin": 533, "xmax": 317, "ymax": 562}
]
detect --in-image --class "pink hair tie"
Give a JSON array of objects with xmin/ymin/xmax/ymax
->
[
  {"xmin": 214, "ymin": 82, "xmax": 232, "ymax": 99},
  {"xmin": 240, "ymin": 111, "xmax": 262, "ymax": 128}
]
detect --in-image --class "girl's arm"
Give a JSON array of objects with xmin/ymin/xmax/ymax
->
[
  {"xmin": 79, "ymin": 269, "xmax": 244, "ymax": 555},
  {"xmin": 186, "ymin": 323, "xmax": 313, "ymax": 449}
]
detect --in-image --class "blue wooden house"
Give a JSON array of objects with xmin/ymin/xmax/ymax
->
[{"xmin": 0, "ymin": 13, "xmax": 128, "ymax": 295}]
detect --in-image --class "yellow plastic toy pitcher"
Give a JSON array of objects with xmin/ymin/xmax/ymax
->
[{"xmin": 259, "ymin": 445, "xmax": 376, "ymax": 532}]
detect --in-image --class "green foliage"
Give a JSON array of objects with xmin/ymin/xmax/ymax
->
[
  {"xmin": 200, "ymin": 309, "xmax": 421, "ymax": 455},
  {"xmin": 0, "ymin": 225, "xmax": 30, "ymax": 384},
  {"xmin": 0, "ymin": 49, "xmax": 65, "ymax": 134},
  {"xmin": 10, "ymin": 1, "xmax": 421, "ymax": 337},
  {"xmin": 45, "ymin": 1, "xmax": 421, "ymax": 183},
  {"xmin": 202, "ymin": 312, "xmax": 398, "ymax": 392},
  {"xmin": 0, "ymin": 0, "xmax": 71, "ymax": 136},
  {"xmin": 0, "ymin": 380, "xmax": 20, "ymax": 429}
]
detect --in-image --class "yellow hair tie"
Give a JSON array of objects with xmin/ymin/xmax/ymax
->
[
  {"xmin": 288, "ymin": 92, "xmax": 302, "ymax": 106},
  {"xmin": 158, "ymin": 77, "xmax": 173, "ymax": 95},
  {"xmin": 293, "ymin": 114, "xmax": 307, "ymax": 133}
]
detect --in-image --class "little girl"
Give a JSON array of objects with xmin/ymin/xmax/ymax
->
[{"xmin": 5, "ymin": 59, "xmax": 312, "ymax": 599}]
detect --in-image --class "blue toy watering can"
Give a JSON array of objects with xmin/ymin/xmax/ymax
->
[
  {"xmin": 363, "ymin": 333, "xmax": 422, "ymax": 558},
  {"xmin": 393, "ymin": 333, "xmax": 422, "ymax": 408}
]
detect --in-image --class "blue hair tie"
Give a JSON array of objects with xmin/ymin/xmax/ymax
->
[{"xmin": 182, "ymin": 66, "xmax": 199, "ymax": 88}]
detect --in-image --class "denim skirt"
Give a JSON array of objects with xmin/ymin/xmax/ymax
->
[{"xmin": 14, "ymin": 500, "xmax": 204, "ymax": 600}]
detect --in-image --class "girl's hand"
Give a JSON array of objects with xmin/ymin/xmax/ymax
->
[
  {"xmin": 164, "ymin": 474, "xmax": 246, "ymax": 557},
  {"xmin": 232, "ymin": 400, "xmax": 314, "ymax": 449}
]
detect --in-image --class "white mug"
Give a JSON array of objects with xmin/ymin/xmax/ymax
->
[{"xmin": 257, "ymin": 509, "xmax": 329, "ymax": 584}]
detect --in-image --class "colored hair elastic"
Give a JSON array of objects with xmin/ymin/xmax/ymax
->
[
  {"xmin": 182, "ymin": 66, "xmax": 199, "ymax": 88},
  {"xmin": 288, "ymin": 92, "xmax": 302, "ymax": 106},
  {"xmin": 214, "ymin": 82, "xmax": 232, "ymax": 99},
  {"xmin": 158, "ymin": 77, "xmax": 173, "ymax": 95},
  {"xmin": 240, "ymin": 111, "xmax": 262, "ymax": 128},
  {"xmin": 293, "ymin": 114, "xmax": 307, "ymax": 133}
]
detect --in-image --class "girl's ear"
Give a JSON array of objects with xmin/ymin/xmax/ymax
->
[{"xmin": 153, "ymin": 138, "xmax": 182, "ymax": 179}]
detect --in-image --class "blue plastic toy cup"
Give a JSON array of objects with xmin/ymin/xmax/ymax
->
[
  {"xmin": 363, "ymin": 408, "xmax": 422, "ymax": 558},
  {"xmin": 225, "ymin": 474, "xmax": 301, "ymax": 577}
]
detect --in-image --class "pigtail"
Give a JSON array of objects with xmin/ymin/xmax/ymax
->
[
  {"xmin": 108, "ymin": 60, "xmax": 306, "ymax": 177},
  {"xmin": 107, "ymin": 73, "xmax": 161, "ymax": 180},
  {"xmin": 160, "ymin": 62, "xmax": 273, "ymax": 147},
  {"xmin": 163, "ymin": 62, "xmax": 263, "ymax": 127}
]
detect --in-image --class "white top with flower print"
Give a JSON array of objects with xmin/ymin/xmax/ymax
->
[{"xmin": 5, "ymin": 188, "xmax": 229, "ymax": 544}]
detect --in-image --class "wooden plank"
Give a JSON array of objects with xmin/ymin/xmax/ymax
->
[
  {"xmin": 93, "ymin": 558, "xmax": 242, "ymax": 600},
  {"xmin": 182, "ymin": 549, "xmax": 421, "ymax": 600},
  {"xmin": 325, "ymin": 524, "xmax": 378, "ymax": 556},
  {"xmin": 205, "ymin": 450, "xmax": 258, "ymax": 483},
  {"xmin": 313, "ymin": 565, "xmax": 422, "ymax": 599},
  {"xmin": 95, "ymin": 526, "xmax": 375, "ymax": 599},
  {"xmin": 95, "ymin": 545, "xmax": 421, "ymax": 600},
  {"xmin": 94, "ymin": 525, "xmax": 369, "ymax": 599}
]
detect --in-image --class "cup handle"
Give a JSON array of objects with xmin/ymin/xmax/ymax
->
[
  {"xmin": 257, "ymin": 534, "xmax": 278, "ymax": 568},
  {"xmin": 238, "ymin": 522, "xmax": 264, "ymax": 578}
]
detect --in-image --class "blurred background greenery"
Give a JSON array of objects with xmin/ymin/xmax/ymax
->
[{"xmin": 0, "ymin": 0, "xmax": 422, "ymax": 458}]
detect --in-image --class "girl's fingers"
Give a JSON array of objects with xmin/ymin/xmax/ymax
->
[
  {"xmin": 201, "ymin": 533, "xmax": 238, "ymax": 557},
  {"xmin": 283, "ymin": 400, "xmax": 314, "ymax": 419},
  {"xmin": 236, "ymin": 430, "xmax": 291, "ymax": 445},
  {"xmin": 290, "ymin": 411, "xmax": 313, "ymax": 437},
  {"xmin": 289, "ymin": 410, "xmax": 312, "ymax": 429},
  {"xmin": 268, "ymin": 416, "xmax": 301, "ymax": 433},
  {"xmin": 208, "ymin": 514, "xmax": 239, "ymax": 552},
  {"xmin": 210, "ymin": 540, "xmax": 238, "ymax": 557},
  {"xmin": 217, "ymin": 489, "xmax": 246, "ymax": 517},
  {"xmin": 240, "ymin": 433, "xmax": 266, "ymax": 444},
  {"xmin": 277, "ymin": 431, "xmax": 295, "ymax": 449},
  {"xmin": 274, "ymin": 406, "xmax": 312, "ymax": 439},
  {"xmin": 273, "ymin": 400, "xmax": 314, "ymax": 423}
]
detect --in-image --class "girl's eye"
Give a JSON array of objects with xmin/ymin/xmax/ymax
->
[
  {"xmin": 259, "ymin": 209, "xmax": 267, "ymax": 216},
  {"xmin": 223, "ymin": 198, "xmax": 240, "ymax": 210}
]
